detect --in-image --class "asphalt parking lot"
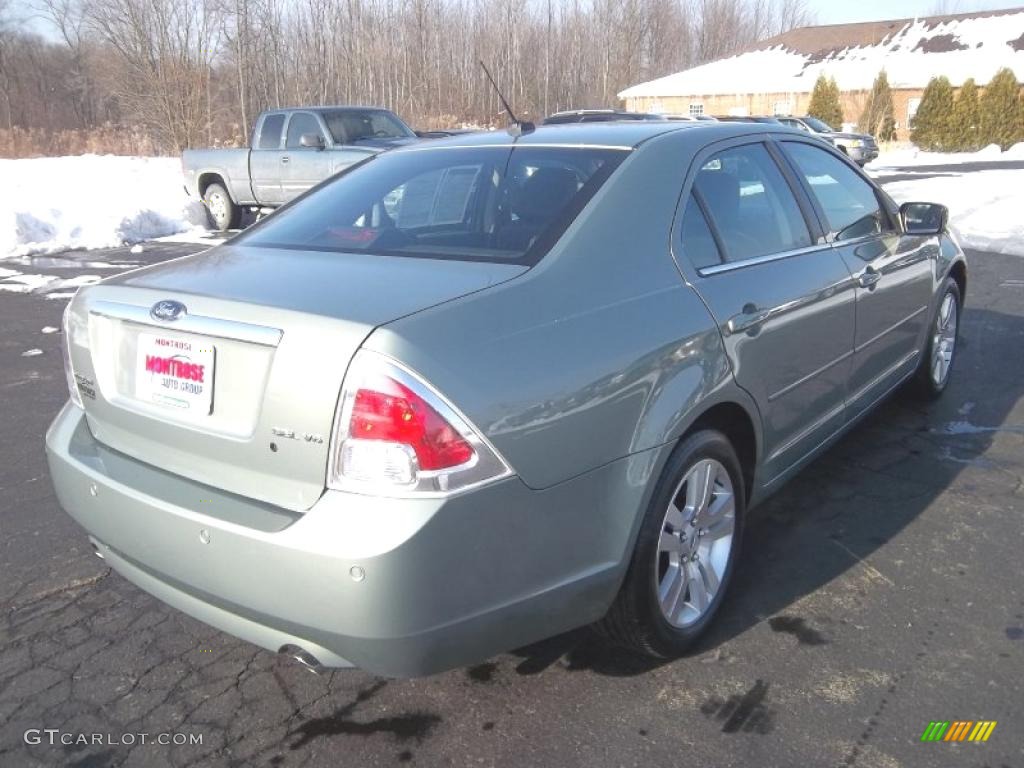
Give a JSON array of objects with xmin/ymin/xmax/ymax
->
[{"xmin": 1, "ymin": 230, "xmax": 1022, "ymax": 766}]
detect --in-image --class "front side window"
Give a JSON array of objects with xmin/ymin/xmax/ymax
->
[
  {"xmin": 286, "ymin": 113, "xmax": 324, "ymax": 149},
  {"xmin": 258, "ymin": 114, "xmax": 285, "ymax": 149},
  {"xmin": 236, "ymin": 146, "xmax": 627, "ymax": 264},
  {"xmin": 322, "ymin": 110, "xmax": 414, "ymax": 143},
  {"xmin": 783, "ymin": 141, "xmax": 890, "ymax": 241},
  {"xmin": 693, "ymin": 143, "xmax": 812, "ymax": 263}
]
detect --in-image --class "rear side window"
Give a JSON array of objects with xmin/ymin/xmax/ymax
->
[
  {"xmin": 693, "ymin": 143, "xmax": 811, "ymax": 263},
  {"xmin": 783, "ymin": 142, "xmax": 890, "ymax": 241},
  {"xmin": 286, "ymin": 112, "xmax": 324, "ymax": 149},
  {"xmin": 679, "ymin": 194, "xmax": 721, "ymax": 270},
  {"xmin": 258, "ymin": 114, "xmax": 285, "ymax": 149},
  {"xmin": 236, "ymin": 146, "xmax": 627, "ymax": 265}
]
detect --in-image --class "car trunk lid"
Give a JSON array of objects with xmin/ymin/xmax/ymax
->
[{"xmin": 69, "ymin": 244, "xmax": 525, "ymax": 511}]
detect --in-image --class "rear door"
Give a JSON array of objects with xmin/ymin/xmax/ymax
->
[
  {"xmin": 673, "ymin": 137, "xmax": 857, "ymax": 485},
  {"xmin": 777, "ymin": 139, "xmax": 934, "ymax": 419},
  {"xmin": 250, "ymin": 112, "xmax": 286, "ymax": 205}
]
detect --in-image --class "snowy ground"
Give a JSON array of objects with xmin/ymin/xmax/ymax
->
[
  {"xmin": 866, "ymin": 143, "xmax": 1024, "ymax": 257},
  {"xmin": 0, "ymin": 155, "xmax": 207, "ymax": 261},
  {"xmin": 866, "ymin": 141, "xmax": 1024, "ymax": 172}
]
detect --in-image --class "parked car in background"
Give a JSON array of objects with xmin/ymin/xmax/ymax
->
[
  {"xmin": 181, "ymin": 107, "xmax": 419, "ymax": 230},
  {"xmin": 663, "ymin": 114, "xmax": 719, "ymax": 122},
  {"xmin": 713, "ymin": 116, "xmax": 783, "ymax": 124},
  {"xmin": 777, "ymin": 116, "xmax": 879, "ymax": 166},
  {"xmin": 542, "ymin": 109, "xmax": 664, "ymax": 124},
  {"xmin": 50, "ymin": 121, "xmax": 965, "ymax": 677}
]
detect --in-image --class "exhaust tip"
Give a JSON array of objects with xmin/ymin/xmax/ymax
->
[{"xmin": 279, "ymin": 644, "xmax": 324, "ymax": 675}]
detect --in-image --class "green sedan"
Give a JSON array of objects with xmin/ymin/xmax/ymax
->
[{"xmin": 47, "ymin": 121, "xmax": 966, "ymax": 677}]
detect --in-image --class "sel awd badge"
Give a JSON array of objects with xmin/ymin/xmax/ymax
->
[{"xmin": 151, "ymin": 300, "xmax": 187, "ymax": 322}]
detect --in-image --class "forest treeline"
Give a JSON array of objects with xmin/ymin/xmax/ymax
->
[{"xmin": 0, "ymin": 0, "xmax": 813, "ymax": 156}]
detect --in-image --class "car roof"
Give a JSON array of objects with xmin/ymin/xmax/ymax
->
[{"xmin": 391, "ymin": 120, "xmax": 786, "ymax": 151}]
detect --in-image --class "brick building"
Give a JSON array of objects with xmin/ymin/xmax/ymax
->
[{"xmin": 619, "ymin": 8, "xmax": 1024, "ymax": 140}]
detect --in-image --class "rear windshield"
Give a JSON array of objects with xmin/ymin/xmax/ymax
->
[{"xmin": 236, "ymin": 145, "xmax": 628, "ymax": 265}]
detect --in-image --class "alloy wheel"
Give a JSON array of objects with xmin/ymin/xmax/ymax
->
[
  {"xmin": 656, "ymin": 458, "xmax": 735, "ymax": 628},
  {"xmin": 931, "ymin": 292, "xmax": 958, "ymax": 387}
]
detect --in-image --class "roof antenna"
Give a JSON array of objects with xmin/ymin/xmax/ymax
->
[{"xmin": 479, "ymin": 60, "xmax": 535, "ymax": 137}]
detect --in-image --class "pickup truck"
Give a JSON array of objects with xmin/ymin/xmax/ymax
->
[
  {"xmin": 776, "ymin": 116, "xmax": 880, "ymax": 166},
  {"xmin": 182, "ymin": 106, "xmax": 420, "ymax": 230}
]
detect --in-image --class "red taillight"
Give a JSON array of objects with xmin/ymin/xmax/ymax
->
[{"xmin": 349, "ymin": 376, "xmax": 474, "ymax": 470}]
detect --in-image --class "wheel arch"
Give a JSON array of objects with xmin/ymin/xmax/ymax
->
[
  {"xmin": 197, "ymin": 171, "xmax": 231, "ymax": 201},
  {"xmin": 948, "ymin": 258, "xmax": 967, "ymax": 303},
  {"xmin": 680, "ymin": 400, "xmax": 759, "ymax": 506}
]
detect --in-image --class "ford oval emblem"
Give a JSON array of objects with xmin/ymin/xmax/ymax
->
[{"xmin": 150, "ymin": 299, "xmax": 187, "ymax": 322}]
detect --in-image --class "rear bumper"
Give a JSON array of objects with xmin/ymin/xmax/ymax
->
[{"xmin": 45, "ymin": 404, "xmax": 641, "ymax": 676}]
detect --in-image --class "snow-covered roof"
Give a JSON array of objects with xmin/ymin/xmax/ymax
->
[{"xmin": 619, "ymin": 8, "xmax": 1024, "ymax": 99}]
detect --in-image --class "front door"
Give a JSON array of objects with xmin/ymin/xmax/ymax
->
[
  {"xmin": 778, "ymin": 140, "xmax": 934, "ymax": 418},
  {"xmin": 281, "ymin": 112, "xmax": 333, "ymax": 202},
  {"xmin": 676, "ymin": 139, "xmax": 857, "ymax": 485}
]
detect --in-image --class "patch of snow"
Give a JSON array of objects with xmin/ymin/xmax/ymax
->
[
  {"xmin": 130, "ymin": 244, "xmax": 144, "ymax": 254},
  {"xmin": 154, "ymin": 229, "xmax": 233, "ymax": 245},
  {"xmin": 44, "ymin": 292, "xmax": 77, "ymax": 300},
  {"xmin": 867, "ymin": 144, "xmax": 1019, "ymax": 170},
  {"xmin": 0, "ymin": 155, "xmax": 209, "ymax": 260},
  {"xmin": 0, "ymin": 273, "xmax": 59, "ymax": 292},
  {"xmin": 21, "ymin": 348, "xmax": 43, "ymax": 357},
  {"xmin": 938, "ymin": 420, "xmax": 1024, "ymax": 434},
  {"xmin": 881, "ymin": 169, "xmax": 1024, "ymax": 257},
  {"xmin": 41, "ymin": 326, "xmax": 58, "ymax": 333}
]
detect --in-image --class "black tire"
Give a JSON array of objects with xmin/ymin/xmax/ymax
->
[
  {"xmin": 910, "ymin": 276, "xmax": 962, "ymax": 400},
  {"xmin": 597, "ymin": 429, "xmax": 746, "ymax": 658},
  {"xmin": 203, "ymin": 182, "xmax": 241, "ymax": 231}
]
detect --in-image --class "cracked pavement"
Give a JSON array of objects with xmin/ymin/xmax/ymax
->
[{"xmin": 1, "ymin": 233, "xmax": 1022, "ymax": 767}]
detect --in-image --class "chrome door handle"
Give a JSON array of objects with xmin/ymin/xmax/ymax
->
[
  {"xmin": 725, "ymin": 305, "xmax": 771, "ymax": 335},
  {"xmin": 858, "ymin": 268, "xmax": 881, "ymax": 288},
  {"xmin": 281, "ymin": 156, "xmax": 290, "ymax": 164}
]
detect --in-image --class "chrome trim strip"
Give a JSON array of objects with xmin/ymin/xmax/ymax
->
[
  {"xmin": 767, "ymin": 347, "xmax": 919, "ymax": 463},
  {"xmin": 89, "ymin": 300, "xmax": 282, "ymax": 347},
  {"xmin": 848, "ymin": 348, "xmax": 919, "ymax": 404},
  {"xmin": 763, "ymin": 359, "xmax": 918, "ymax": 489},
  {"xmin": 698, "ymin": 243, "xmax": 829, "ymax": 276},
  {"xmin": 767, "ymin": 350, "xmax": 853, "ymax": 402},
  {"xmin": 854, "ymin": 305, "xmax": 927, "ymax": 353},
  {"xmin": 768, "ymin": 400, "xmax": 846, "ymax": 463}
]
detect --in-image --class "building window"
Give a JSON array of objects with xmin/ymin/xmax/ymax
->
[
  {"xmin": 773, "ymin": 100, "xmax": 792, "ymax": 116},
  {"xmin": 688, "ymin": 103, "xmax": 704, "ymax": 117}
]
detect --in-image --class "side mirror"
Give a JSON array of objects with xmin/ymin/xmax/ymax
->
[
  {"xmin": 299, "ymin": 133, "xmax": 325, "ymax": 150},
  {"xmin": 900, "ymin": 202, "xmax": 948, "ymax": 235}
]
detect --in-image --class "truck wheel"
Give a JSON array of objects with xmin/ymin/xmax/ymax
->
[
  {"xmin": 203, "ymin": 183, "xmax": 241, "ymax": 231},
  {"xmin": 597, "ymin": 430, "xmax": 745, "ymax": 658}
]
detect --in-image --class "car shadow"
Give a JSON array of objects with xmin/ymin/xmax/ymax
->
[{"xmin": 507, "ymin": 303, "xmax": 1024, "ymax": 676}]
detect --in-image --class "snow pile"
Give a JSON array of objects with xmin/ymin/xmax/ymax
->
[
  {"xmin": 0, "ymin": 155, "xmax": 208, "ymax": 259},
  {"xmin": 620, "ymin": 9, "xmax": 1024, "ymax": 98},
  {"xmin": 868, "ymin": 142, "xmax": 1024, "ymax": 170},
  {"xmin": 882, "ymin": 169, "xmax": 1024, "ymax": 257}
]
